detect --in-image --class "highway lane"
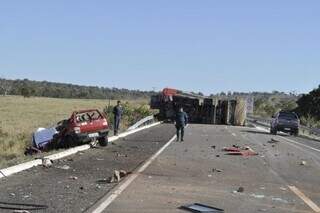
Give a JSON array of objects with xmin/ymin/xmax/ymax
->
[
  {"xmin": 104, "ymin": 124, "xmax": 320, "ymax": 213},
  {"xmin": 0, "ymin": 123, "xmax": 319, "ymax": 213},
  {"xmin": 0, "ymin": 124, "xmax": 176, "ymax": 213}
]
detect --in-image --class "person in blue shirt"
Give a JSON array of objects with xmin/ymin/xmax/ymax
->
[
  {"xmin": 113, "ymin": 101, "xmax": 123, "ymax": 136},
  {"xmin": 175, "ymin": 107, "xmax": 188, "ymax": 142}
]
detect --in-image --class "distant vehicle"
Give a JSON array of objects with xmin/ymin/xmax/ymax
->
[
  {"xmin": 31, "ymin": 109, "xmax": 109, "ymax": 152},
  {"xmin": 270, "ymin": 111, "xmax": 299, "ymax": 136}
]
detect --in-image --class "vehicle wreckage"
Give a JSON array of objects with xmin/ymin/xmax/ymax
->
[{"xmin": 25, "ymin": 109, "xmax": 109, "ymax": 155}]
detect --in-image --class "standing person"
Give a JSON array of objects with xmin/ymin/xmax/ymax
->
[
  {"xmin": 175, "ymin": 107, "xmax": 188, "ymax": 142},
  {"xmin": 113, "ymin": 100, "xmax": 123, "ymax": 136}
]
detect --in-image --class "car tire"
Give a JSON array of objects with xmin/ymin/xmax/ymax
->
[{"xmin": 98, "ymin": 137, "xmax": 108, "ymax": 147}]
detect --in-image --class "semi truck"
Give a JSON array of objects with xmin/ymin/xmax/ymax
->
[{"xmin": 150, "ymin": 88, "xmax": 247, "ymax": 126}]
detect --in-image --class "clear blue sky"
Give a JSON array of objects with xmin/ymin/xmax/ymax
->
[{"xmin": 0, "ymin": 1, "xmax": 319, "ymax": 95}]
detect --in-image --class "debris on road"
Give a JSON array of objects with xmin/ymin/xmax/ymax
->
[
  {"xmin": 222, "ymin": 146, "xmax": 258, "ymax": 156},
  {"xmin": 116, "ymin": 152, "xmax": 128, "ymax": 158},
  {"xmin": 180, "ymin": 203, "xmax": 224, "ymax": 212},
  {"xmin": 300, "ymin": 161, "xmax": 307, "ymax": 166},
  {"xmin": 251, "ymin": 194, "xmax": 265, "ymax": 199},
  {"xmin": 13, "ymin": 210, "xmax": 30, "ymax": 213},
  {"xmin": 42, "ymin": 158, "xmax": 53, "ymax": 168},
  {"xmin": 268, "ymin": 138, "xmax": 280, "ymax": 144},
  {"xmin": 109, "ymin": 170, "xmax": 129, "ymax": 183},
  {"xmin": 211, "ymin": 145, "xmax": 216, "ymax": 149},
  {"xmin": 69, "ymin": 176, "xmax": 78, "ymax": 180},
  {"xmin": 55, "ymin": 165, "xmax": 71, "ymax": 170},
  {"xmin": 280, "ymin": 187, "xmax": 287, "ymax": 191},
  {"xmin": 212, "ymin": 168, "xmax": 223, "ymax": 173},
  {"xmin": 237, "ymin": 187, "xmax": 245, "ymax": 193}
]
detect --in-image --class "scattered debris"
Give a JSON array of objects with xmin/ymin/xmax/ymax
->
[
  {"xmin": 251, "ymin": 194, "xmax": 265, "ymax": 199},
  {"xmin": 79, "ymin": 186, "xmax": 84, "ymax": 190},
  {"xmin": 216, "ymin": 155, "xmax": 220, "ymax": 158},
  {"xmin": 180, "ymin": 203, "xmax": 224, "ymax": 213},
  {"xmin": 109, "ymin": 170, "xmax": 129, "ymax": 183},
  {"xmin": 300, "ymin": 161, "xmax": 307, "ymax": 166},
  {"xmin": 69, "ymin": 176, "xmax": 78, "ymax": 180},
  {"xmin": 116, "ymin": 153, "xmax": 128, "ymax": 158},
  {"xmin": 272, "ymin": 197, "xmax": 289, "ymax": 204},
  {"xmin": 212, "ymin": 168, "xmax": 223, "ymax": 173},
  {"xmin": 56, "ymin": 165, "xmax": 71, "ymax": 170},
  {"xmin": 13, "ymin": 210, "xmax": 30, "ymax": 213},
  {"xmin": 42, "ymin": 158, "xmax": 53, "ymax": 168},
  {"xmin": 96, "ymin": 158, "xmax": 104, "ymax": 161},
  {"xmin": 280, "ymin": 187, "xmax": 287, "ymax": 191},
  {"xmin": 90, "ymin": 140, "xmax": 98, "ymax": 148},
  {"xmin": 222, "ymin": 146, "xmax": 258, "ymax": 156},
  {"xmin": 268, "ymin": 138, "xmax": 279, "ymax": 144},
  {"xmin": 211, "ymin": 145, "xmax": 216, "ymax": 149},
  {"xmin": 237, "ymin": 187, "xmax": 245, "ymax": 193}
]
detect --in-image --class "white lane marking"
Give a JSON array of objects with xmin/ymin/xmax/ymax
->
[
  {"xmin": 279, "ymin": 136, "xmax": 320, "ymax": 153},
  {"xmin": 90, "ymin": 135, "xmax": 177, "ymax": 213},
  {"xmin": 255, "ymin": 126, "xmax": 320, "ymax": 153},
  {"xmin": 288, "ymin": 186, "xmax": 320, "ymax": 212}
]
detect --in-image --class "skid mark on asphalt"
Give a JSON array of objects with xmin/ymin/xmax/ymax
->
[{"xmin": 288, "ymin": 186, "xmax": 320, "ymax": 213}]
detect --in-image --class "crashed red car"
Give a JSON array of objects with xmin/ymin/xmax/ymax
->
[
  {"xmin": 29, "ymin": 109, "xmax": 109, "ymax": 152},
  {"xmin": 56, "ymin": 109, "xmax": 109, "ymax": 147}
]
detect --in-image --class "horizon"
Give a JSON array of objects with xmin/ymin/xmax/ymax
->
[
  {"xmin": 1, "ymin": 77, "xmax": 313, "ymax": 96},
  {"xmin": 1, "ymin": 1, "xmax": 319, "ymax": 95}
]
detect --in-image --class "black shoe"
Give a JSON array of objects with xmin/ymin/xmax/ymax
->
[
  {"xmin": 176, "ymin": 138, "xmax": 179, "ymax": 142},
  {"xmin": 181, "ymin": 139, "xmax": 184, "ymax": 142}
]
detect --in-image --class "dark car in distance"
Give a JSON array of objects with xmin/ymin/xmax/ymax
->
[{"xmin": 270, "ymin": 111, "xmax": 300, "ymax": 136}]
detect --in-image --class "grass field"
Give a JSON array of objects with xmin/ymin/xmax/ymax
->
[{"xmin": 0, "ymin": 96, "xmax": 148, "ymax": 168}]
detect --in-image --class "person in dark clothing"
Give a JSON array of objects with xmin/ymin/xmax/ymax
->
[
  {"xmin": 113, "ymin": 101, "xmax": 123, "ymax": 136},
  {"xmin": 175, "ymin": 107, "xmax": 188, "ymax": 142}
]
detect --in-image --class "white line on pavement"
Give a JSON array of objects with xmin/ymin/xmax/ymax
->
[
  {"xmin": 88, "ymin": 134, "xmax": 177, "ymax": 213},
  {"xmin": 288, "ymin": 186, "xmax": 320, "ymax": 212},
  {"xmin": 255, "ymin": 126, "xmax": 320, "ymax": 153}
]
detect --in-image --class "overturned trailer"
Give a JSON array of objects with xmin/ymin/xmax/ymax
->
[{"xmin": 150, "ymin": 88, "xmax": 247, "ymax": 126}]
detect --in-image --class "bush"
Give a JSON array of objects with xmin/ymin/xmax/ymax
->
[{"xmin": 104, "ymin": 102, "xmax": 153, "ymax": 132}]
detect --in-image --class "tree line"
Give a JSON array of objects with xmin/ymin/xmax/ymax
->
[{"xmin": 0, "ymin": 78, "xmax": 155, "ymax": 100}]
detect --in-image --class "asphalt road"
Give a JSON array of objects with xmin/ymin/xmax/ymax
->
[
  {"xmin": 0, "ymin": 124, "xmax": 176, "ymax": 213},
  {"xmin": 1, "ymin": 123, "xmax": 320, "ymax": 213},
  {"xmin": 104, "ymin": 124, "xmax": 320, "ymax": 213}
]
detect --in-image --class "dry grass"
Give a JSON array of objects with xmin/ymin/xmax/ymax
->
[{"xmin": 0, "ymin": 96, "xmax": 147, "ymax": 168}]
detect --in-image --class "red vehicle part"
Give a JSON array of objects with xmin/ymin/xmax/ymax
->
[{"xmin": 58, "ymin": 109, "xmax": 109, "ymax": 148}]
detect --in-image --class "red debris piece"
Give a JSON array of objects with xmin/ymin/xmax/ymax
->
[{"xmin": 222, "ymin": 146, "xmax": 258, "ymax": 157}]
